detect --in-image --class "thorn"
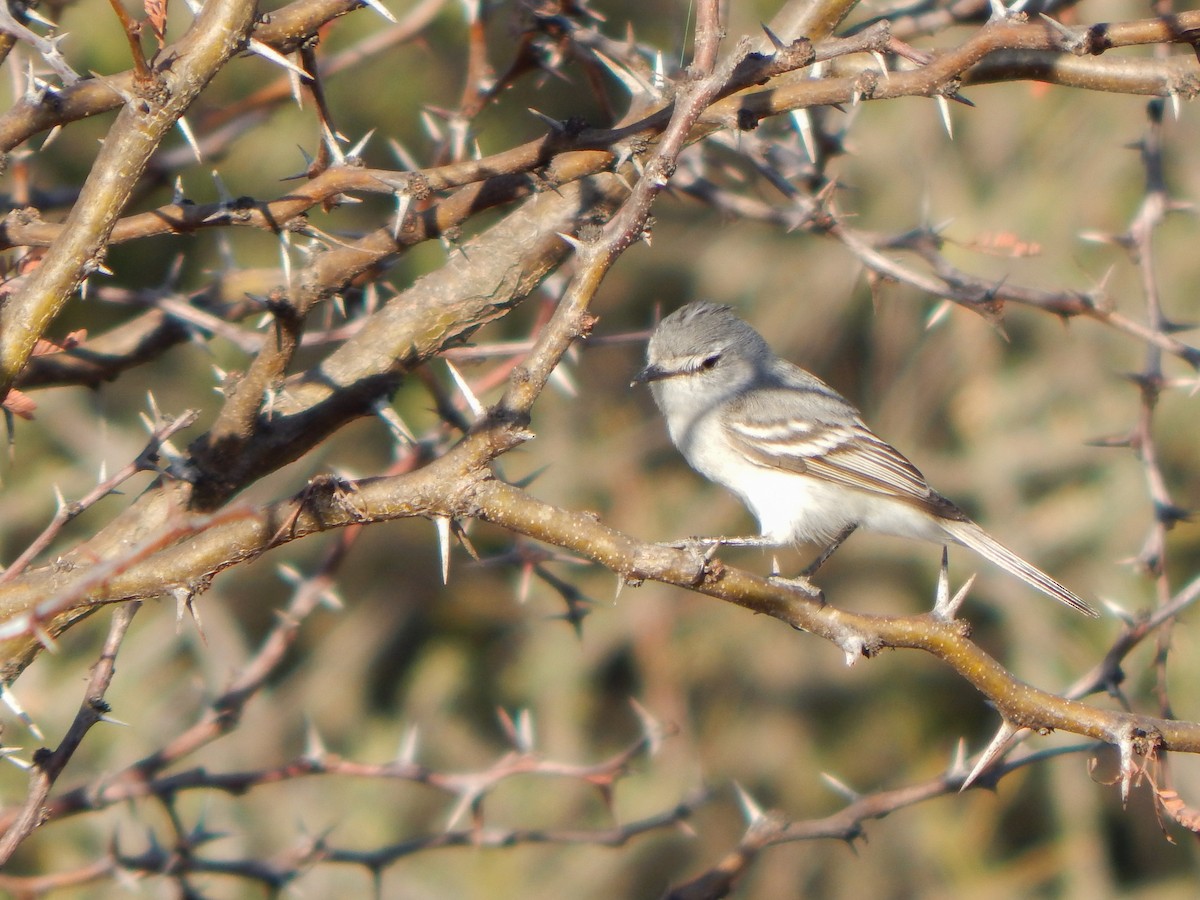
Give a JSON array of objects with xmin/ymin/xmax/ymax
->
[
  {"xmin": 397, "ymin": 724, "xmax": 420, "ymax": 764},
  {"xmin": 556, "ymin": 231, "xmax": 585, "ymax": 252},
  {"xmin": 512, "ymin": 466, "xmax": 549, "ymax": 490},
  {"xmin": 279, "ymin": 230, "xmax": 293, "ymax": 288},
  {"xmin": 514, "ymin": 708, "xmax": 535, "ymax": 753},
  {"xmin": 304, "ymin": 718, "xmax": 327, "ymax": 762},
  {"xmin": 357, "ymin": 0, "xmax": 397, "ymax": 24},
  {"xmin": 675, "ymin": 818, "xmax": 698, "ymax": 838},
  {"xmin": 1117, "ymin": 730, "xmax": 1136, "ymax": 805},
  {"xmin": 933, "ymin": 547, "xmax": 951, "ymax": 616},
  {"xmin": 173, "ymin": 587, "xmax": 206, "ymax": 642},
  {"xmin": 419, "ymin": 109, "xmax": 444, "ymax": 142},
  {"xmin": 277, "ymin": 563, "xmax": 302, "ymax": 586},
  {"xmin": 949, "ymin": 738, "xmax": 969, "ymax": 777},
  {"xmin": 435, "ymin": 516, "xmax": 452, "ymax": 584},
  {"xmin": 451, "ymin": 519, "xmax": 480, "ymax": 562},
  {"xmin": 1100, "ymin": 597, "xmax": 1136, "ymax": 626},
  {"xmin": 31, "ymin": 622, "xmax": 59, "ymax": 653},
  {"xmin": 949, "ymin": 575, "xmax": 976, "ymax": 617},
  {"xmin": 346, "ymin": 128, "xmax": 376, "ymax": 161},
  {"xmin": 371, "ymin": 398, "xmax": 416, "ymax": 445},
  {"xmin": 733, "ymin": 781, "xmax": 766, "ymax": 825},
  {"xmin": 297, "ymin": 144, "xmax": 316, "ymax": 171},
  {"xmin": 516, "ymin": 561, "xmax": 534, "ymax": 603},
  {"xmin": 392, "ymin": 190, "xmax": 412, "ymax": 241},
  {"xmin": 445, "ymin": 361, "xmax": 484, "ymax": 417},
  {"xmin": 316, "ymin": 584, "xmax": 344, "ymax": 611},
  {"xmin": 760, "ymin": 23, "xmax": 787, "ymax": 53},
  {"xmin": 1169, "ymin": 89, "xmax": 1182, "ymax": 121},
  {"xmin": 320, "ymin": 118, "xmax": 346, "ymax": 165},
  {"xmin": 926, "ymin": 300, "xmax": 954, "ymax": 329},
  {"xmin": 22, "ymin": 6, "xmax": 59, "ymax": 27},
  {"xmin": 171, "ymin": 176, "xmax": 186, "ymax": 205},
  {"xmin": 248, "ymin": 38, "xmax": 311, "ymax": 78},
  {"xmin": 0, "ymin": 685, "xmax": 45, "ymax": 741},
  {"xmin": 211, "ymin": 169, "xmax": 233, "ymax": 206},
  {"xmin": 444, "ymin": 784, "xmax": 481, "ymax": 832},
  {"xmin": 936, "ymin": 95, "xmax": 954, "ymax": 139},
  {"xmin": 40, "ymin": 124, "xmax": 62, "ymax": 151},
  {"xmin": 629, "ymin": 697, "xmax": 664, "ymax": 756},
  {"xmin": 591, "ymin": 49, "xmax": 655, "ymax": 97},
  {"xmin": 527, "ymin": 107, "xmax": 566, "ymax": 133},
  {"xmin": 1039, "ymin": 13, "xmax": 1082, "ymax": 48},
  {"xmin": 176, "ymin": 116, "xmax": 202, "ymax": 163},
  {"xmin": 820, "ymin": 772, "xmax": 861, "ymax": 801},
  {"xmin": 961, "ymin": 720, "xmax": 1021, "ymax": 790},
  {"xmin": 173, "ymin": 587, "xmax": 190, "ymax": 631},
  {"xmin": 388, "ymin": 137, "xmax": 419, "ymax": 171},
  {"xmin": 870, "ymin": 50, "xmax": 890, "ymax": 81},
  {"xmin": 548, "ymin": 363, "xmax": 578, "ymax": 398},
  {"xmin": 0, "ymin": 748, "xmax": 32, "ymax": 770},
  {"xmin": 933, "ymin": 548, "xmax": 975, "ymax": 620}
]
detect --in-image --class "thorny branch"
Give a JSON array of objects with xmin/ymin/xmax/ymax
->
[{"xmin": 1, "ymin": 0, "xmax": 1199, "ymax": 892}]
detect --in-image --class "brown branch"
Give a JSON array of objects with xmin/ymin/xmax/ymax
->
[
  {"xmin": 463, "ymin": 477, "xmax": 1200, "ymax": 756},
  {"xmin": 0, "ymin": 410, "xmax": 199, "ymax": 582},
  {"xmin": 0, "ymin": 602, "xmax": 141, "ymax": 864},
  {"xmin": 716, "ymin": 12, "xmax": 1200, "ymax": 132},
  {"xmin": 0, "ymin": 0, "xmax": 259, "ymax": 400},
  {"xmin": 665, "ymin": 744, "xmax": 1091, "ymax": 898}
]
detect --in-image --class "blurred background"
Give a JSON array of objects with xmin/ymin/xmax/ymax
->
[{"xmin": 1, "ymin": 0, "xmax": 1199, "ymax": 896}]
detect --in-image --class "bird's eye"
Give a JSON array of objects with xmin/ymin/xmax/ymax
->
[{"xmin": 698, "ymin": 353, "xmax": 721, "ymax": 371}]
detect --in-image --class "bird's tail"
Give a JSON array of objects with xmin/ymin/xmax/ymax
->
[{"xmin": 940, "ymin": 519, "xmax": 1097, "ymax": 617}]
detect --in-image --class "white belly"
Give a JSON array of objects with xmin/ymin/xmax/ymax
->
[{"xmin": 683, "ymin": 425, "xmax": 946, "ymax": 547}]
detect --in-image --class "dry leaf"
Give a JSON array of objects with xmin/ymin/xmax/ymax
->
[{"xmin": 145, "ymin": 0, "xmax": 168, "ymax": 48}]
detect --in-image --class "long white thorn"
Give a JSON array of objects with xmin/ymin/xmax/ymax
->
[
  {"xmin": 176, "ymin": 116, "xmax": 203, "ymax": 163},
  {"xmin": 791, "ymin": 108, "xmax": 816, "ymax": 163},
  {"xmin": 397, "ymin": 724, "xmax": 420, "ymax": 764},
  {"xmin": 435, "ymin": 516, "xmax": 452, "ymax": 584},
  {"xmin": 359, "ymin": 0, "xmax": 397, "ymax": 23},
  {"xmin": 936, "ymin": 95, "xmax": 954, "ymax": 140},
  {"xmin": 0, "ymin": 685, "xmax": 45, "ymax": 741},
  {"xmin": 733, "ymin": 781, "xmax": 766, "ymax": 825},
  {"xmin": 961, "ymin": 720, "xmax": 1021, "ymax": 790},
  {"xmin": 445, "ymin": 361, "xmax": 484, "ymax": 417},
  {"xmin": 248, "ymin": 38, "xmax": 311, "ymax": 78}
]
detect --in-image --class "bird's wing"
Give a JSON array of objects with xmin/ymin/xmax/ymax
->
[{"xmin": 722, "ymin": 387, "xmax": 966, "ymax": 520}]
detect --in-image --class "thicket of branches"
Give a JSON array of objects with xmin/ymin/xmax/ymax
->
[{"xmin": 0, "ymin": 0, "xmax": 1198, "ymax": 896}]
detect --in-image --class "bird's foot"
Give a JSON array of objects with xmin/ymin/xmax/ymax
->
[{"xmin": 768, "ymin": 572, "xmax": 825, "ymax": 602}]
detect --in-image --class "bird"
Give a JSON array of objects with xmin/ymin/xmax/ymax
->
[{"xmin": 632, "ymin": 301, "xmax": 1096, "ymax": 616}]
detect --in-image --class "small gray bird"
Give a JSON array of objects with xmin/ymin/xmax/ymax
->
[{"xmin": 633, "ymin": 301, "xmax": 1096, "ymax": 616}]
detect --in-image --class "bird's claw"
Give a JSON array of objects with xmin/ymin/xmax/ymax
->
[
  {"xmin": 661, "ymin": 537, "xmax": 723, "ymax": 585},
  {"xmin": 662, "ymin": 536, "xmax": 723, "ymax": 559},
  {"xmin": 768, "ymin": 572, "xmax": 825, "ymax": 602}
]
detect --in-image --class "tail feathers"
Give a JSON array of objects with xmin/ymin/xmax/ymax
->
[{"xmin": 940, "ymin": 519, "xmax": 1097, "ymax": 617}]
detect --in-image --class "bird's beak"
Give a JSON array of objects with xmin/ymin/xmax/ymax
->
[{"xmin": 630, "ymin": 363, "xmax": 669, "ymax": 387}]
